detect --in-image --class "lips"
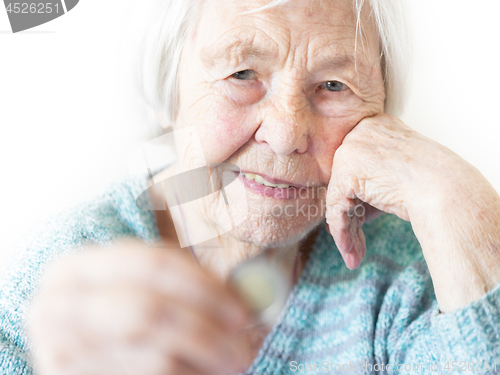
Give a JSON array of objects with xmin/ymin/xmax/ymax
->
[
  {"xmin": 235, "ymin": 170, "xmax": 314, "ymax": 200},
  {"xmin": 242, "ymin": 173, "xmax": 292, "ymax": 189},
  {"xmin": 239, "ymin": 170, "xmax": 307, "ymax": 189}
]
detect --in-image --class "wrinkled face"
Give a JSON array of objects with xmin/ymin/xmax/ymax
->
[{"xmin": 173, "ymin": 0, "xmax": 385, "ymax": 248}]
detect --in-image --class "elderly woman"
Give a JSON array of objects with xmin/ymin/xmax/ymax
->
[{"xmin": 1, "ymin": 0, "xmax": 500, "ymax": 374}]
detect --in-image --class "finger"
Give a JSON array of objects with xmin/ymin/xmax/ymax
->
[
  {"xmin": 326, "ymin": 177, "xmax": 367, "ymax": 270},
  {"xmin": 166, "ymin": 359, "xmax": 209, "ymax": 375},
  {"xmin": 44, "ymin": 242, "xmax": 252, "ymax": 330},
  {"xmin": 326, "ymin": 199, "xmax": 366, "ymax": 269},
  {"xmin": 90, "ymin": 351, "xmax": 209, "ymax": 375},
  {"xmin": 157, "ymin": 301, "xmax": 253, "ymax": 374},
  {"xmin": 37, "ymin": 339, "xmax": 210, "ymax": 375},
  {"xmin": 36, "ymin": 285, "xmax": 252, "ymax": 375},
  {"xmin": 77, "ymin": 286, "xmax": 252, "ymax": 374}
]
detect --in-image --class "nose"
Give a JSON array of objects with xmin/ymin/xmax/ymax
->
[{"xmin": 254, "ymin": 80, "xmax": 310, "ymax": 156}]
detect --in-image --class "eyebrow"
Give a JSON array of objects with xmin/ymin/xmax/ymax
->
[
  {"xmin": 312, "ymin": 52, "xmax": 372, "ymax": 79},
  {"xmin": 315, "ymin": 54, "xmax": 355, "ymax": 70},
  {"xmin": 200, "ymin": 35, "xmax": 373, "ymax": 81},
  {"xmin": 200, "ymin": 36, "xmax": 279, "ymax": 69}
]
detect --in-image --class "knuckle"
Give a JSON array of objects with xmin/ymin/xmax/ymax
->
[
  {"xmin": 345, "ymin": 174, "xmax": 360, "ymax": 191},
  {"xmin": 326, "ymin": 185, "xmax": 340, "ymax": 204}
]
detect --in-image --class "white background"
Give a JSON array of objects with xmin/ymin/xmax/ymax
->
[{"xmin": 1, "ymin": 0, "xmax": 499, "ymax": 276}]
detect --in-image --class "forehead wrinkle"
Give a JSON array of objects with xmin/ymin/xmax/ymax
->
[
  {"xmin": 307, "ymin": 30, "xmax": 375, "ymax": 78},
  {"xmin": 200, "ymin": 29, "xmax": 279, "ymax": 69},
  {"xmin": 311, "ymin": 52, "xmax": 371, "ymax": 79}
]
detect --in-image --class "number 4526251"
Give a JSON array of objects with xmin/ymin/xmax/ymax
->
[{"xmin": 6, "ymin": 3, "xmax": 61, "ymax": 14}]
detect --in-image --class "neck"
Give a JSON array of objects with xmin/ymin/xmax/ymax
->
[
  {"xmin": 195, "ymin": 235, "xmax": 302, "ymax": 280},
  {"xmin": 154, "ymin": 206, "xmax": 311, "ymax": 281}
]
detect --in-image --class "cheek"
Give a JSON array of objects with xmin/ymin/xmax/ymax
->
[
  {"xmin": 311, "ymin": 115, "xmax": 362, "ymax": 178},
  {"xmin": 314, "ymin": 92, "xmax": 368, "ymax": 119},
  {"xmin": 194, "ymin": 100, "xmax": 259, "ymax": 164}
]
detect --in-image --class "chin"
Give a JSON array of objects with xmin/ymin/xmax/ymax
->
[
  {"xmin": 198, "ymin": 172, "xmax": 326, "ymax": 248},
  {"xmin": 224, "ymin": 202, "xmax": 325, "ymax": 248}
]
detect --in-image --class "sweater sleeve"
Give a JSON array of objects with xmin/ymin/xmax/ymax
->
[
  {"xmin": 385, "ymin": 255, "xmax": 500, "ymax": 373},
  {"xmin": 430, "ymin": 280, "xmax": 500, "ymax": 370},
  {"xmin": 0, "ymin": 334, "xmax": 33, "ymax": 375},
  {"xmin": 0, "ymin": 176, "xmax": 159, "ymax": 375},
  {"xmin": 361, "ymin": 215, "xmax": 500, "ymax": 373}
]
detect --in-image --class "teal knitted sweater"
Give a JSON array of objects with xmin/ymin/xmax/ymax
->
[{"xmin": 1, "ymin": 175, "xmax": 499, "ymax": 374}]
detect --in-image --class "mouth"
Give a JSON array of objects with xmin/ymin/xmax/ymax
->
[
  {"xmin": 235, "ymin": 171, "xmax": 311, "ymax": 200},
  {"xmin": 240, "ymin": 171, "xmax": 300, "ymax": 189}
]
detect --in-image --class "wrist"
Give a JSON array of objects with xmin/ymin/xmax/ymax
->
[{"xmin": 408, "ymin": 179, "xmax": 500, "ymax": 312}]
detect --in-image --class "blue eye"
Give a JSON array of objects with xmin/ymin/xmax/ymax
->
[
  {"xmin": 322, "ymin": 81, "xmax": 345, "ymax": 92},
  {"xmin": 231, "ymin": 70, "xmax": 256, "ymax": 80}
]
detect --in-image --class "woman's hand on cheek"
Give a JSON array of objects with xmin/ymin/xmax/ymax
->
[
  {"xmin": 325, "ymin": 113, "xmax": 500, "ymax": 312},
  {"xmin": 325, "ymin": 114, "xmax": 417, "ymax": 269}
]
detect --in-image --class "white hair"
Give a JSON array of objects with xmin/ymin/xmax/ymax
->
[{"xmin": 136, "ymin": 0, "xmax": 410, "ymax": 128}]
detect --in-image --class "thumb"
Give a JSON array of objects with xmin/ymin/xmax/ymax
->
[{"xmin": 326, "ymin": 183, "xmax": 367, "ymax": 270}]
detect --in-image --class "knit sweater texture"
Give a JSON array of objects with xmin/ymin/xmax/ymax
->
[{"xmin": 1, "ymin": 175, "xmax": 499, "ymax": 374}]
